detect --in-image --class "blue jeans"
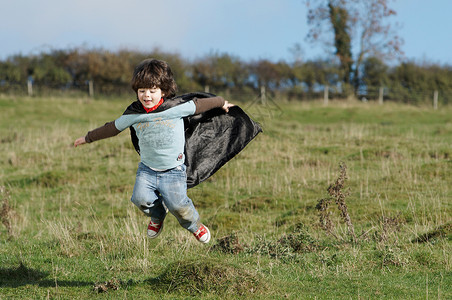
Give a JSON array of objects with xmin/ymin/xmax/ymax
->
[{"xmin": 131, "ymin": 162, "xmax": 200, "ymax": 233}]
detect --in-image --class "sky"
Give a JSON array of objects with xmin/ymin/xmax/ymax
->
[{"xmin": 0, "ymin": 0, "xmax": 451, "ymax": 65}]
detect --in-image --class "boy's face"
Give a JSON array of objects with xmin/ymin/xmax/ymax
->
[{"xmin": 137, "ymin": 87, "xmax": 164, "ymax": 109}]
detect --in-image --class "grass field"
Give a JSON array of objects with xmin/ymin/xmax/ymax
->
[{"xmin": 0, "ymin": 95, "xmax": 451, "ymax": 299}]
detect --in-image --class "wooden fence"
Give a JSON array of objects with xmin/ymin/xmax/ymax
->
[{"xmin": 1, "ymin": 80, "xmax": 450, "ymax": 108}]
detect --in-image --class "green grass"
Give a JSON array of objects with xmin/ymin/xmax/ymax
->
[{"xmin": 0, "ymin": 96, "xmax": 451, "ymax": 299}]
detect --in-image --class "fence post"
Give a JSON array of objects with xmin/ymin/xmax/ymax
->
[
  {"xmin": 88, "ymin": 80, "xmax": 94, "ymax": 97},
  {"xmin": 433, "ymin": 90, "xmax": 438, "ymax": 110},
  {"xmin": 323, "ymin": 85, "xmax": 329, "ymax": 105},
  {"xmin": 27, "ymin": 78, "xmax": 33, "ymax": 96},
  {"xmin": 204, "ymin": 85, "xmax": 210, "ymax": 93},
  {"xmin": 260, "ymin": 86, "xmax": 266, "ymax": 105},
  {"xmin": 378, "ymin": 87, "xmax": 384, "ymax": 105}
]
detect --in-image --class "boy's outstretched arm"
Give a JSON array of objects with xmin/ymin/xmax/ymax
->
[
  {"xmin": 73, "ymin": 121, "xmax": 121, "ymax": 148},
  {"xmin": 74, "ymin": 136, "xmax": 87, "ymax": 147},
  {"xmin": 193, "ymin": 96, "xmax": 235, "ymax": 114},
  {"xmin": 222, "ymin": 100, "xmax": 234, "ymax": 113}
]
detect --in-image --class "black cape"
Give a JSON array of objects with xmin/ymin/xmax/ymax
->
[{"xmin": 123, "ymin": 92, "xmax": 262, "ymax": 188}]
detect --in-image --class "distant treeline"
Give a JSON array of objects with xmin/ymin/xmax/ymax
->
[{"xmin": 1, "ymin": 48, "xmax": 451, "ymax": 104}]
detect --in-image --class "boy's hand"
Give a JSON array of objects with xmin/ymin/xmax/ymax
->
[
  {"xmin": 74, "ymin": 136, "xmax": 87, "ymax": 147},
  {"xmin": 222, "ymin": 101, "xmax": 235, "ymax": 113}
]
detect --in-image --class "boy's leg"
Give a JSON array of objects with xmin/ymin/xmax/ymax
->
[
  {"xmin": 150, "ymin": 193, "xmax": 168, "ymax": 220},
  {"xmin": 131, "ymin": 163, "xmax": 167, "ymax": 220},
  {"xmin": 158, "ymin": 164, "xmax": 200, "ymax": 233}
]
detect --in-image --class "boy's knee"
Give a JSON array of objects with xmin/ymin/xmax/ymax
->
[
  {"xmin": 131, "ymin": 195, "xmax": 154, "ymax": 211},
  {"xmin": 173, "ymin": 206, "xmax": 194, "ymax": 220}
]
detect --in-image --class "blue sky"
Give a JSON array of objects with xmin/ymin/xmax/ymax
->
[{"xmin": 1, "ymin": 0, "xmax": 451, "ymax": 65}]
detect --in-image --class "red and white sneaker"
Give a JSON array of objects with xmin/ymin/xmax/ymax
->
[
  {"xmin": 193, "ymin": 224, "xmax": 211, "ymax": 243},
  {"xmin": 147, "ymin": 219, "xmax": 164, "ymax": 239}
]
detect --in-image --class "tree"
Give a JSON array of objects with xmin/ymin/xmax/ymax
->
[
  {"xmin": 305, "ymin": 0, "xmax": 403, "ymax": 93},
  {"xmin": 250, "ymin": 59, "xmax": 281, "ymax": 90},
  {"xmin": 192, "ymin": 53, "xmax": 248, "ymax": 92},
  {"xmin": 362, "ymin": 56, "xmax": 388, "ymax": 88},
  {"xmin": 31, "ymin": 52, "xmax": 72, "ymax": 85},
  {"xmin": 328, "ymin": 2, "xmax": 352, "ymax": 85}
]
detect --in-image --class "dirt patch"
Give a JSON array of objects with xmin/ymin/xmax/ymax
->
[
  {"xmin": 212, "ymin": 232, "xmax": 244, "ymax": 254},
  {"xmin": 247, "ymin": 223, "xmax": 318, "ymax": 260},
  {"xmin": 93, "ymin": 278, "xmax": 122, "ymax": 293},
  {"xmin": 150, "ymin": 258, "xmax": 266, "ymax": 296}
]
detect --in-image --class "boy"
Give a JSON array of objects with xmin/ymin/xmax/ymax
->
[{"xmin": 74, "ymin": 59, "xmax": 233, "ymax": 243}]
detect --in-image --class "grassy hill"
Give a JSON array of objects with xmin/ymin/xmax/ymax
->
[{"xmin": 0, "ymin": 96, "xmax": 451, "ymax": 299}]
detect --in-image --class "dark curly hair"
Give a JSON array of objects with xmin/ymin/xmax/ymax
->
[{"xmin": 131, "ymin": 59, "xmax": 177, "ymax": 98}]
